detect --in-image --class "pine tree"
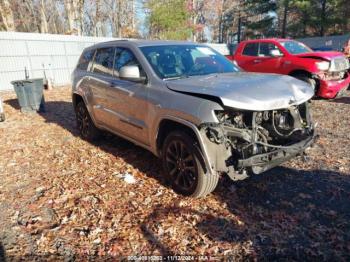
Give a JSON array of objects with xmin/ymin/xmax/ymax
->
[
  {"xmin": 146, "ymin": 0, "xmax": 191, "ymax": 40},
  {"xmin": 243, "ymin": 0, "xmax": 277, "ymax": 38}
]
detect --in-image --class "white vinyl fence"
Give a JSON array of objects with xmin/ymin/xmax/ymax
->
[
  {"xmin": 0, "ymin": 31, "xmax": 229, "ymax": 91},
  {"xmin": 0, "ymin": 32, "xmax": 116, "ymax": 91}
]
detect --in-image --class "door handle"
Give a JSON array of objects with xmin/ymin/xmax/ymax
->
[{"xmin": 253, "ymin": 59, "xmax": 262, "ymax": 63}]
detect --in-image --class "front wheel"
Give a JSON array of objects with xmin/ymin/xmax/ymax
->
[
  {"xmin": 162, "ymin": 131, "xmax": 219, "ymax": 198},
  {"xmin": 294, "ymin": 74, "xmax": 317, "ymax": 93}
]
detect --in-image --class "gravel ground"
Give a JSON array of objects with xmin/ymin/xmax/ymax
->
[{"xmin": 0, "ymin": 87, "xmax": 349, "ymax": 261}]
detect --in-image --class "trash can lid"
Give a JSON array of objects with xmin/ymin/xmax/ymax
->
[
  {"xmin": 11, "ymin": 80, "xmax": 33, "ymax": 85},
  {"xmin": 11, "ymin": 78, "xmax": 44, "ymax": 85}
]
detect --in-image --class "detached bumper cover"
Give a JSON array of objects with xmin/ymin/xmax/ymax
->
[
  {"xmin": 237, "ymin": 134, "xmax": 315, "ymax": 174},
  {"xmin": 317, "ymin": 72, "xmax": 350, "ymax": 99}
]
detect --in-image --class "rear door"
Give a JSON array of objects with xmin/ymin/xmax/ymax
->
[
  {"xmin": 88, "ymin": 47, "xmax": 116, "ymax": 125},
  {"xmin": 236, "ymin": 42, "xmax": 259, "ymax": 71}
]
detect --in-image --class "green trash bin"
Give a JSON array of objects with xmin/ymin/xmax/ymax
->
[{"xmin": 11, "ymin": 78, "xmax": 46, "ymax": 113}]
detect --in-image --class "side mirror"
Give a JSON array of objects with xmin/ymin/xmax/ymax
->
[
  {"xmin": 270, "ymin": 49, "xmax": 283, "ymax": 57},
  {"xmin": 119, "ymin": 65, "xmax": 146, "ymax": 83}
]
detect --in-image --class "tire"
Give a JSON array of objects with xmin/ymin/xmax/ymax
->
[
  {"xmin": 162, "ymin": 131, "xmax": 219, "ymax": 198},
  {"xmin": 333, "ymin": 87, "xmax": 347, "ymax": 99},
  {"xmin": 75, "ymin": 101, "xmax": 100, "ymax": 141},
  {"xmin": 294, "ymin": 74, "xmax": 317, "ymax": 93},
  {"xmin": 0, "ymin": 113, "xmax": 5, "ymax": 122}
]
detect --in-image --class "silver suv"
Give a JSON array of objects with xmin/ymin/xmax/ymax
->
[{"xmin": 72, "ymin": 40, "xmax": 315, "ymax": 197}]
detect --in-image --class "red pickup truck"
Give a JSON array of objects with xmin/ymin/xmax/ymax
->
[{"xmin": 230, "ymin": 39, "xmax": 350, "ymax": 99}]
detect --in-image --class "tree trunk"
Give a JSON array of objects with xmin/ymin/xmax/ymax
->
[
  {"xmin": 281, "ymin": 0, "xmax": 289, "ymax": 38},
  {"xmin": 39, "ymin": 0, "xmax": 49, "ymax": 33},
  {"xmin": 65, "ymin": 0, "xmax": 75, "ymax": 33},
  {"xmin": 320, "ymin": 0, "xmax": 327, "ymax": 36},
  {"xmin": 0, "ymin": 0, "xmax": 15, "ymax": 31},
  {"xmin": 117, "ymin": 0, "xmax": 122, "ymax": 38},
  {"xmin": 78, "ymin": 0, "xmax": 84, "ymax": 35}
]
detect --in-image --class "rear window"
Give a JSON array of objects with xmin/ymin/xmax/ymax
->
[
  {"xmin": 242, "ymin": 43, "xmax": 259, "ymax": 56},
  {"xmin": 77, "ymin": 49, "xmax": 95, "ymax": 70},
  {"xmin": 91, "ymin": 47, "xmax": 115, "ymax": 76}
]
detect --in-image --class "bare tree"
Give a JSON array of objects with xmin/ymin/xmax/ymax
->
[
  {"xmin": 0, "ymin": 0, "xmax": 15, "ymax": 31},
  {"xmin": 64, "ymin": 0, "xmax": 85, "ymax": 35},
  {"xmin": 102, "ymin": 0, "xmax": 136, "ymax": 38},
  {"xmin": 47, "ymin": 1, "xmax": 65, "ymax": 34},
  {"xmin": 39, "ymin": 0, "xmax": 49, "ymax": 33}
]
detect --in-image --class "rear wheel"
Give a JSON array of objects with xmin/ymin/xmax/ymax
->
[
  {"xmin": 75, "ymin": 101, "xmax": 100, "ymax": 141},
  {"xmin": 162, "ymin": 131, "xmax": 218, "ymax": 197}
]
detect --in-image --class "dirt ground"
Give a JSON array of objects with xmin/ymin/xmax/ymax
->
[{"xmin": 0, "ymin": 87, "xmax": 349, "ymax": 261}]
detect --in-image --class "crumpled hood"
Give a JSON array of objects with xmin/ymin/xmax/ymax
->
[
  {"xmin": 166, "ymin": 72, "xmax": 314, "ymax": 111},
  {"xmin": 296, "ymin": 51, "xmax": 345, "ymax": 61}
]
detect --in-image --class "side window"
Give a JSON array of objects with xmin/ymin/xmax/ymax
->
[
  {"xmin": 91, "ymin": 47, "xmax": 115, "ymax": 76},
  {"xmin": 242, "ymin": 43, "xmax": 259, "ymax": 56},
  {"xmin": 114, "ymin": 48, "xmax": 145, "ymax": 77},
  {"xmin": 259, "ymin": 43, "xmax": 282, "ymax": 57},
  {"xmin": 77, "ymin": 49, "xmax": 95, "ymax": 70}
]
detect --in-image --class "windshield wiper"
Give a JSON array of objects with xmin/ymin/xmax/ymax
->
[{"xmin": 163, "ymin": 75, "xmax": 190, "ymax": 80}]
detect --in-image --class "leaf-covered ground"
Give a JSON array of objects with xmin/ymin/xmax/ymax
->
[{"xmin": 0, "ymin": 87, "xmax": 349, "ymax": 261}]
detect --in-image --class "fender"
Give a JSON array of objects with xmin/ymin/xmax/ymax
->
[
  {"xmin": 154, "ymin": 115, "xmax": 215, "ymax": 176},
  {"xmin": 72, "ymin": 90, "xmax": 99, "ymax": 125}
]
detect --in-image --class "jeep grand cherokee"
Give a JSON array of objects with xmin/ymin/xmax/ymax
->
[{"xmin": 72, "ymin": 40, "xmax": 315, "ymax": 197}]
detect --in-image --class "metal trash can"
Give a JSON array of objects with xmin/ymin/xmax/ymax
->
[
  {"xmin": 0, "ymin": 97, "xmax": 5, "ymax": 122},
  {"xmin": 11, "ymin": 78, "xmax": 46, "ymax": 112}
]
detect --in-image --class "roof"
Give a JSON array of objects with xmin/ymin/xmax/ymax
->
[
  {"xmin": 239, "ymin": 38, "xmax": 295, "ymax": 43},
  {"xmin": 87, "ymin": 39, "xmax": 204, "ymax": 50}
]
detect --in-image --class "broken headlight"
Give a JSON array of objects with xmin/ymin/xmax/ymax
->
[
  {"xmin": 316, "ymin": 61, "xmax": 330, "ymax": 71},
  {"xmin": 215, "ymin": 110, "xmax": 251, "ymax": 128}
]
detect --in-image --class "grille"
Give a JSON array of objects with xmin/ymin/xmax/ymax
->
[{"xmin": 330, "ymin": 57, "xmax": 350, "ymax": 72}]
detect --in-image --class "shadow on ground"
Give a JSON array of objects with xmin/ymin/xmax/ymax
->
[
  {"xmin": 213, "ymin": 167, "xmax": 350, "ymax": 259},
  {"xmin": 5, "ymin": 98, "xmax": 167, "ymax": 187},
  {"xmin": 4, "ymin": 98, "xmax": 20, "ymax": 110},
  {"xmin": 0, "ymin": 242, "xmax": 6, "ymax": 262},
  {"xmin": 332, "ymin": 96, "xmax": 350, "ymax": 104},
  {"xmin": 5, "ymin": 99, "xmax": 350, "ymax": 259},
  {"xmin": 141, "ymin": 168, "xmax": 350, "ymax": 259}
]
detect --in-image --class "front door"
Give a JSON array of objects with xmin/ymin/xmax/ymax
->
[
  {"xmin": 104, "ymin": 47, "xmax": 150, "ymax": 146},
  {"xmin": 253, "ymin": 42, "xmax": 284, "ymax": 73}
]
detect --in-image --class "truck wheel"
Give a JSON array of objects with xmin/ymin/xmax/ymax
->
[
  {"xmin": 75, "ymin": 102, "xmax": 100, "ymax": 141},
  {"xmin": 295, "ymin": 74, "xmax": 317, "ymax": 92},
  {"xmin": 162, "ymin": 131, "xmax": 218, "ymax": 198}
]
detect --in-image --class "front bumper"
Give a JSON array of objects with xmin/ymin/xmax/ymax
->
[
  {"xmin": 317, "ymin": 72, "xmax": 350, "ymax": 99},
  {"xmin": 237, "ymin": 133, "xmax": 315, "ymax": 174}
]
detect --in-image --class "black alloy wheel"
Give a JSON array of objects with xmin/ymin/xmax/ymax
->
[
  {"xmin": 75, "ymin": 102, "xmax": 100, "ymax": 141},
  {"xmin": 162, "ymin": 131, "xmax": 219, "ymax": 197},
  {"xmin": 165, "ymin": 138, "xmax": 198, "ymax": 193}
]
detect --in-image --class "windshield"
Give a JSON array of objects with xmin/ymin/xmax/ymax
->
[
  {"xmin": 280, "ymin": 40, "xmax": 313, "ymax": 55},
  {"xmin": 140, "ymin": 45, "xmax": 239, "ymax": 79}
]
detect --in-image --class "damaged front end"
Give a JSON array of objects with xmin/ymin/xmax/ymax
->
[{"xmin": 199, "ymin": 102, "xmax": 315, "ymax": 180}]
